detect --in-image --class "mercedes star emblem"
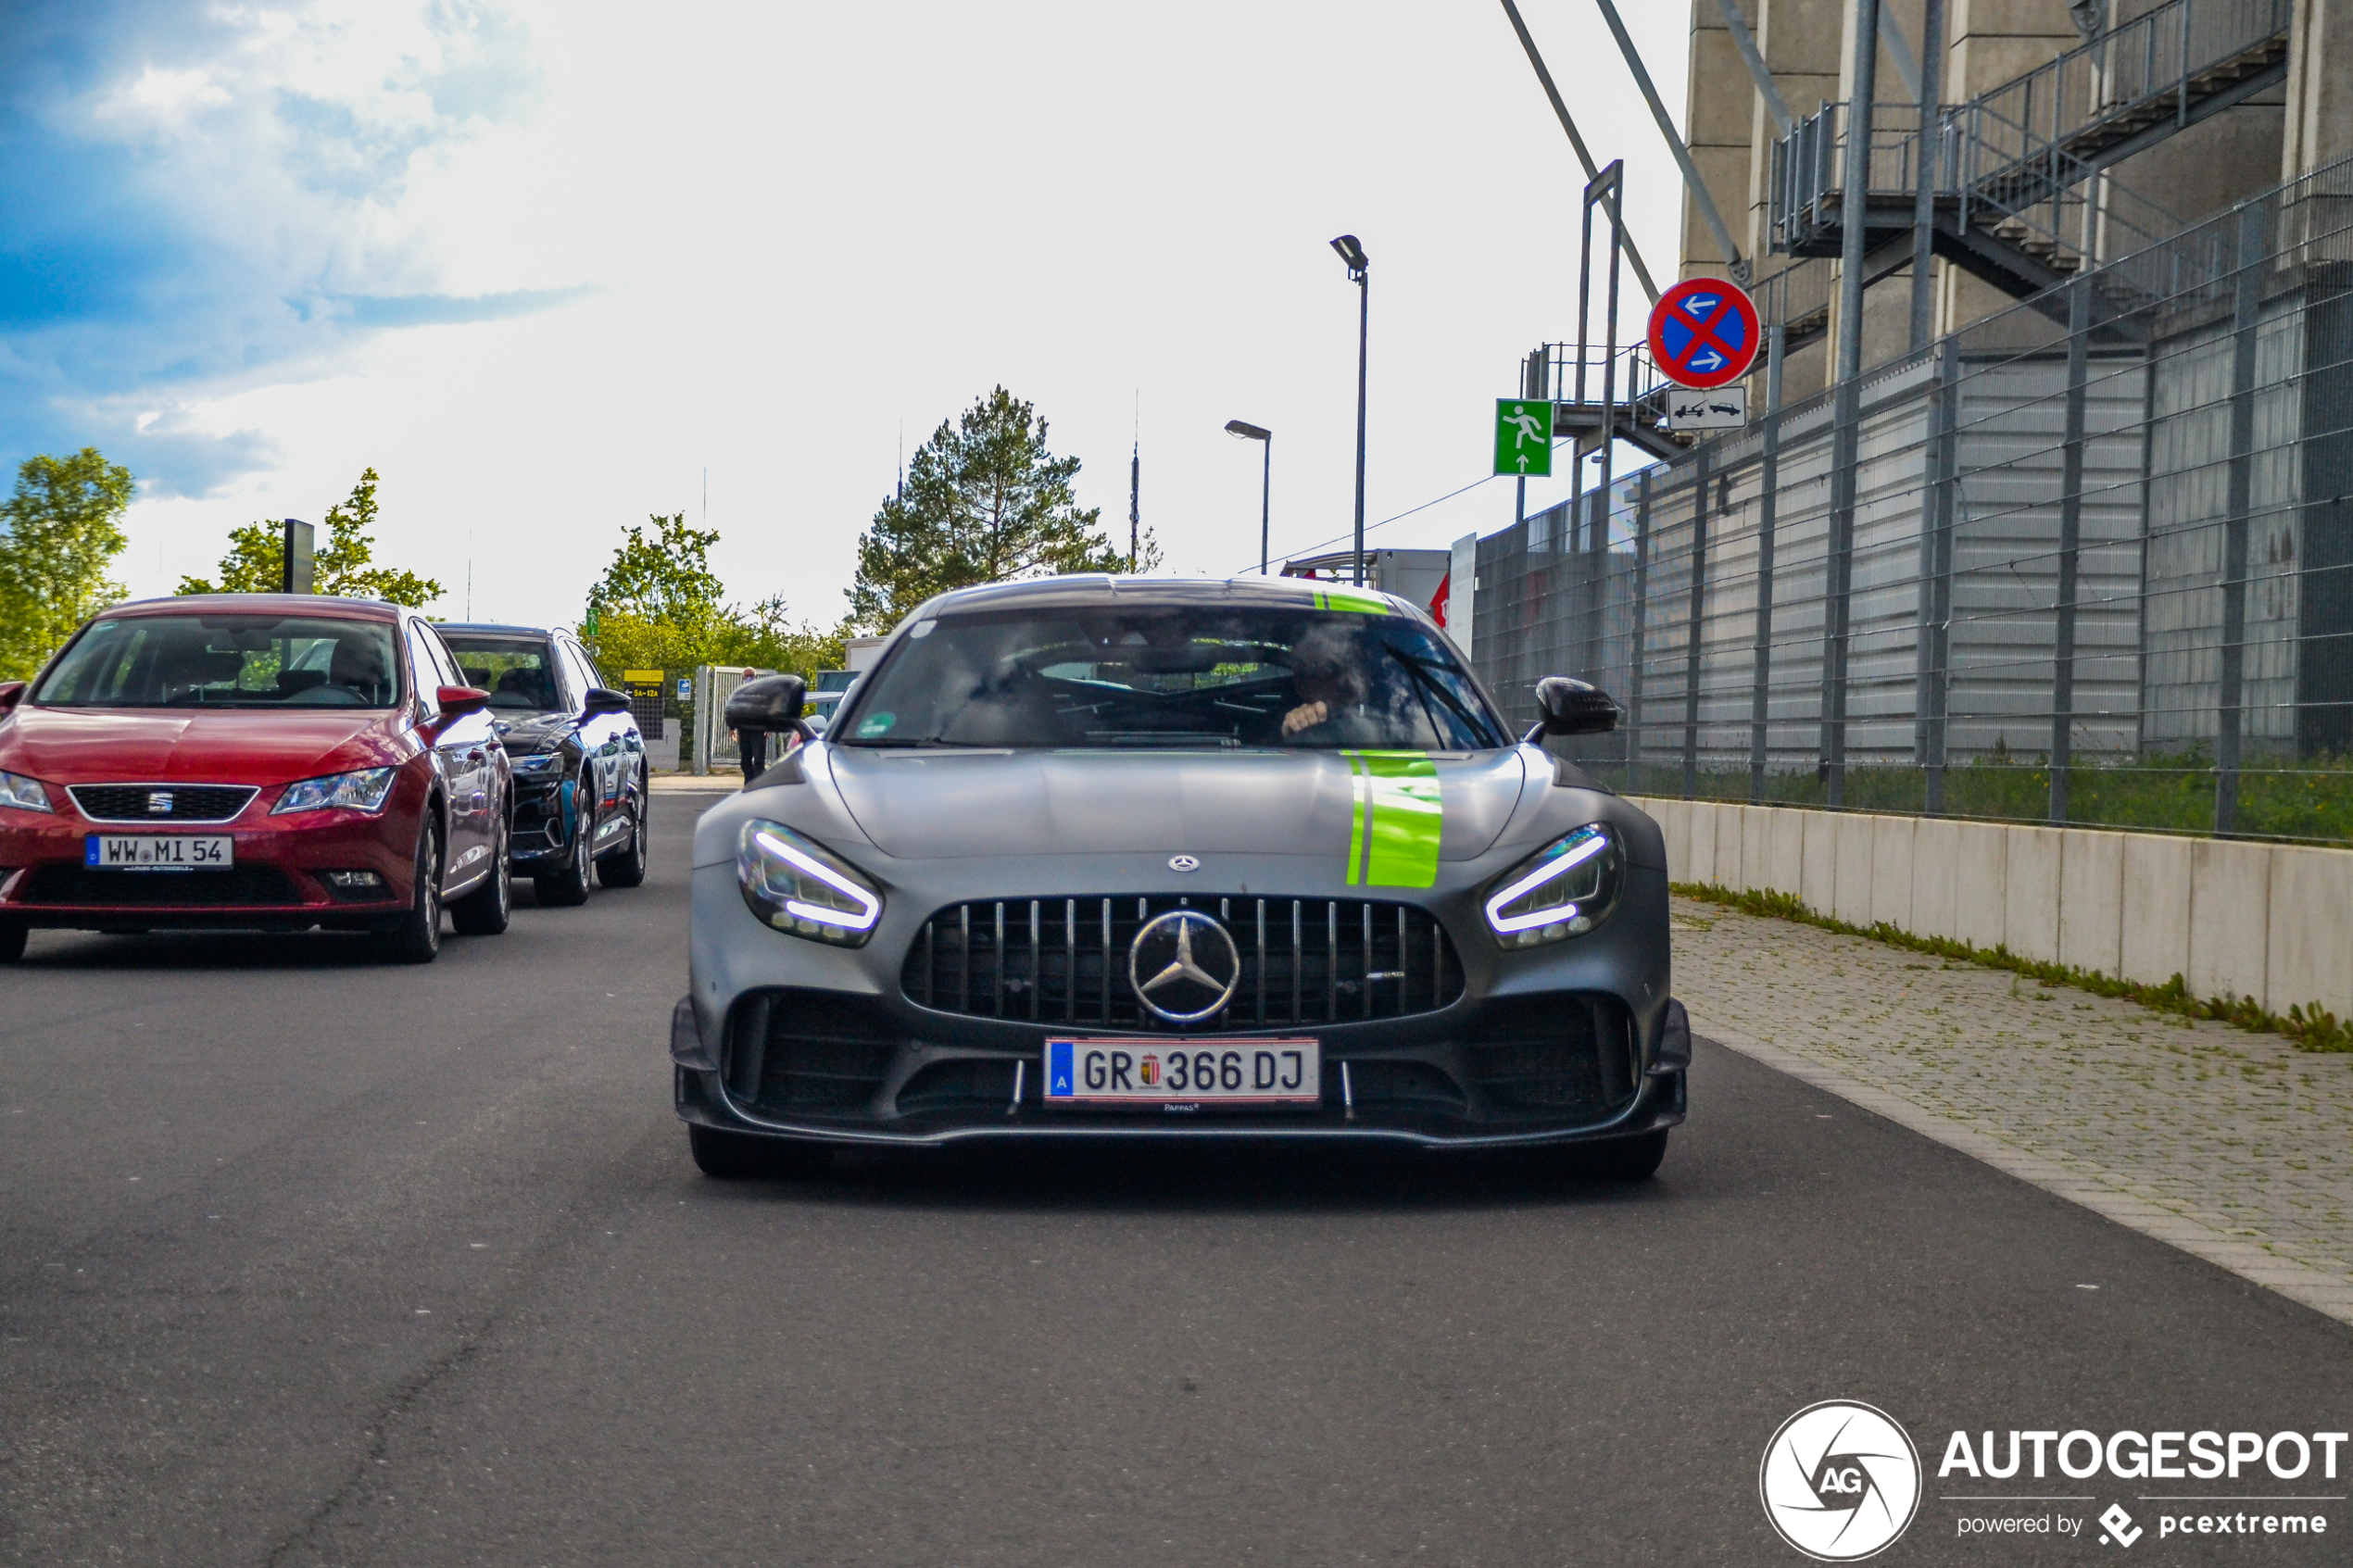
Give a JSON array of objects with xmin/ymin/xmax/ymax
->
[
  {"xmin": 1127, "ymin": 909, "xmax": 1241, "ymax": 1023},
  {"xmin": 1167, "ymin": 854, "xmax": 1200, "ymax": 872}
]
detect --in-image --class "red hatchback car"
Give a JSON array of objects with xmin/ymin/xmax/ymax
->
[{"xmin": 0, "ymin": 595, "xmax": 511, "ymax": 963}]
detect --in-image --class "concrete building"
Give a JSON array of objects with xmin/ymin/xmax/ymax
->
[{"xmin": 1682, "ymin": 1, "xmax": 2340, "ymax": 399}]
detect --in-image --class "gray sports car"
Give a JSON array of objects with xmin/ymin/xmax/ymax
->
[{"xmin": 671, "ymin": 575, "xmax": 1686, "ymax": 1177}]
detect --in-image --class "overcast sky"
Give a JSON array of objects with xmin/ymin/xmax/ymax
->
[{"xmin": 0, "ymin": 0, "xmax": 1691, "ymax": 629}]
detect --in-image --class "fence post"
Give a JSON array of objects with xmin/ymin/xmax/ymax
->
[
  {"xmin": 1630, "ymin": 469, "xmax": 1651, "ymax": 791},
  {"xmin": 1821, "ymin": 376, "xmax": 1860, "ymax": 807},
  {"xmin": 1749, "ymin": 324, "xmax": 1785, "ymax": 803},
  {"xmin": 1921, "ymin": 345, "xmax": 1959, "ymax": 814},
  {"xmin": 2216, "ymin": 202, "xmax": 2265, "ymax": 835},
  {"xmin": 1683, "ymin": 447, "xmax": 1711, "ymax": 799},
  {"xmin": 2051, "ymin": 274, "xmax": 2092, "ymax": 824}
]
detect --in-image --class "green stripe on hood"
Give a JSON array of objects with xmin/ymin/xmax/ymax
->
[{"xmin": 1344, "ymin": 750, "xmax": 1441, "ymax": 888}]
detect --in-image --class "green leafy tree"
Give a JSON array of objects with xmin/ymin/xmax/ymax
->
[
  {"xmin": 0, "ymin": 448, "xmax": 135, "ymax": 681},
  {"xmin": 849, "ymin": 386, "xmax": 1155, "ymax": 632},
  {"xmin": 177, "ymin": 467, "xmax": 444, "ymax": 607},
  {"xmin": 586, "ymin": 512, "xmax": 727, "ymax": 631},
  {"xmin": 579, "ymin": 514, "xmax": 851, "ymax": 684}
]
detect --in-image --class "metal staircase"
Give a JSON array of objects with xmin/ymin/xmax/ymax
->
[{"xmin": 1763, "ymin": 0, "xmax": 2292, "ymax": 340}]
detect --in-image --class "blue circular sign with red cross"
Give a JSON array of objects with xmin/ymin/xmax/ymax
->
[{"xmin": 1648, "ymin": 277, "xmax": 1761, "ymax": 390}]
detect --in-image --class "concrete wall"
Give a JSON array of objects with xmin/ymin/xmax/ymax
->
[{"xmin": 1638, "ymin": 797, "xmax": 2353, "ymax": 1019}]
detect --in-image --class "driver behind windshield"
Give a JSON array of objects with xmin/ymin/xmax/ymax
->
[{"xmin": 837, "ymin": 606, "xmax": 1504, "ymax": 752}]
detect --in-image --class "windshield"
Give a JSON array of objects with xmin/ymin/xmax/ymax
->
[
  {"xmin": 442, "ymin": 635, "xmax": 560, "ymax": 710},
  {"xmin": 31, "ymin": 614, "xmax": 403, "ymax": 709},
  {"xmin": 836, "ymin": 605, "xmax": 1506, "ymax": 750}
]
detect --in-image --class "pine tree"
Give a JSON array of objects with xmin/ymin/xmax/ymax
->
[{"xmin": 849, "ymin": 387, "xmax": 1152, "ymax": 631}]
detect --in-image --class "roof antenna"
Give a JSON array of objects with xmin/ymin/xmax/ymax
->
[{"xmin": 1128, "ymin": 390, "xmax": 1140, "ymax": 572}]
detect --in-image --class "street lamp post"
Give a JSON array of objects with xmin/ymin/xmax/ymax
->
[
  {"xmin": 1330, "ymin": 234, "xmax": 1369, "ymax": 586},
  {"xmin": 1225, "ymin": 420, "xmax": 1272, "ymax": 574}
]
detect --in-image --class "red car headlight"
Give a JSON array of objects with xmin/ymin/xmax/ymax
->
[{"xmin": 272, "ymin": 767, "xmax": 398, "ymax": 815}]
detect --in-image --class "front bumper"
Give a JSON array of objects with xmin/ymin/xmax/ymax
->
[
  {"xmin": 673, "ymin": 967, "xmax": 1690, "ymax": 1151},
  {"xmin": 0, "ymin": 788, "xmax": 420, "ymax": 931},
  {"xmin": 679, "ymin": 771, "xmax": 1680, "ymax": 1150}
]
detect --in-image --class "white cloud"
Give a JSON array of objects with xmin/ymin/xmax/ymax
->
[{"xmin": 23, "ymin": 0, "xmax": 1695, "ymax": 637}]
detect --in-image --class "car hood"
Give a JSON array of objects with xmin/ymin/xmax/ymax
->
[
  {"xmin": 0, "ymin": 706, "xmax": 412, "ymax": 785},
  {"xmin": 824, "ymin": 746, "xmax": 1528, "ymax": 865},
  {"xmin": 493, "ymin": 710, "xmax": 573, "ymax": 750}
]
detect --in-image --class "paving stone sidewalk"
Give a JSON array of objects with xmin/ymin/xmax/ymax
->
[{"xmin": 1671, "ymin": 895, "xmax": 2353, "ymax": 1327}]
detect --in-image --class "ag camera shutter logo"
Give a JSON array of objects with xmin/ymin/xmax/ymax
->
[{"xmin": 1760, "ymin": 1400, "xmax": 1923, "ymax": 1561}]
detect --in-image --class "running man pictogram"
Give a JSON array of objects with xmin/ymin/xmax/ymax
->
[{"xmin": 1491, "ymin": 398, "xmax": 1554, "ymax": 477}]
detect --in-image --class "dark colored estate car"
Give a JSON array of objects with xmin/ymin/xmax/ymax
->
[
  {"xmin": 0, "ymin": 595, "xmax": 511, "ymax": 962},
  {"xmin": 672, "ymin": 574, "xmax": 1686, "ymax": 1179},
  {"xmin": 437, "ymin": 624, "xmax": 647, "ymax": 902}
]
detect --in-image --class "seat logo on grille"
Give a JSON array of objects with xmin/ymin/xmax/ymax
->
[
  {"xmin": 147, "ymin": 791, "xmax": 174, "ymax": 815},
  {"xmin": 1128, "ymin": 909, "xmax": 1240, "ymax": 1024}
]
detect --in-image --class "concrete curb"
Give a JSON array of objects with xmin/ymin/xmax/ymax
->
[{"xmin": 1695, "ymin": 1016, "xmax": 2353, "ymax": 1330}]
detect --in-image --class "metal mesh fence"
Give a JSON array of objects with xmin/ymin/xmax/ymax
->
[{"xmin": 1472, "ymin": 153, "xmax": 2353, "ymax": 844}]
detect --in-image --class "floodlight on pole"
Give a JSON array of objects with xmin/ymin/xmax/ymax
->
[
  {"xmin": 1330, "ymin": 234, "xmax": 1370, "ymax": 586},
  {"xmin": 1226, "ymin": 420, "xmax": 1273, "ymax": 575}
]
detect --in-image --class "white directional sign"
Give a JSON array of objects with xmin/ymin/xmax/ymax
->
[{"xmin": 1665, "ymin": 383, "xmax": 1747, "ymax": 433}]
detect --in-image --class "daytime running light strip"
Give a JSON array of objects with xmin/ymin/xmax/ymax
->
[
  {"xmin": 752, "ymin": 825, "xmax": 883, "ymax": 931},
  {"xmin": 1483, "ymin": 832, "xmax": 1607, "ymax": 934}
]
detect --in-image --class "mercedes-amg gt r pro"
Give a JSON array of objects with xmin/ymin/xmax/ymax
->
[{"xmin": 671, "ymin": 576, "xmax": 1686, "ymax": 1178}]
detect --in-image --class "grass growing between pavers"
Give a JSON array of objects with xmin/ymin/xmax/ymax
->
[{"xmin": 1670, "ymin": 880, "xmax": 2353, "ymax": 1056}]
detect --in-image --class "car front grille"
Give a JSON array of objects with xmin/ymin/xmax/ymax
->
[
  {"xmin": 18, "ymin": 864, "xmax": 306, "ymax": 908},
  {"xmin": 902, "ymin": 896, "xmax": 1466, "ymax": 1033},
  {"xmin": 69, "ymin": 784, "xmax": 260, "ymax": 823}
]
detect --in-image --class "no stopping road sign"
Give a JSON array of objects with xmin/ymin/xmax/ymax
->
[{"xmin": 1649, "ymin": 278, "xmax": 1760, "ymax": 390}]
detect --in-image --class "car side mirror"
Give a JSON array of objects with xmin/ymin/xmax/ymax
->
[
  {"xmin": 724, "ymin": 674, "xmax": 806, "ymax": 732},
  {"xmin": 437, "ymin": 685, "xmax": 492, "ymax": 720},
  {"xmin": 583, "ymin": 686, "xmax": 632, "ymax": 716},
  {"xmin": 0, "ymin": 682, "xmax": 23, "ymax": 713},
  {"xmin": 1529, "ymin": 675, "xmax": 1619, "ymax": 741}
]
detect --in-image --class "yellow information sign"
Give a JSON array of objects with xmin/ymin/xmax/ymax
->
[{"xmin": 621, "ymin": 669, "xmax": 664, "ymax": 686}]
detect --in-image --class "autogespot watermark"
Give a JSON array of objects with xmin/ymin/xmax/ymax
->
[
  {"xmin": 1762, "ymin": 1405, "xmax": 2348, "ymax": 1557},
  {"xmin": 1759, "ymin": 1401, "xmax": 1924, "ymax": 1562}
]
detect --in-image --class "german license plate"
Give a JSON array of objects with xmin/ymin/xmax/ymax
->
[
  {"xmin": 1042, "ymin": 1038, "xmax": 1320, "ymax": 1109},
  {"xmin": 85, "ymin": 835, "xmax": 233, "ymax": 870}
]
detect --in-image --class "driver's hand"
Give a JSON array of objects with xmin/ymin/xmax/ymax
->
[{"xmin": 1281, "ymin": 700, "xmax": 1328, "ymax": 737}]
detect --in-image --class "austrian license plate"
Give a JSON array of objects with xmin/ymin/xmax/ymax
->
[
  {"xmin": 1042, "ymin": 1038, "xmax": 1321, "ymax": 1109},
  {"xmin": 84, "ymin": 835, "xmax": 233, "ymax": 870}
]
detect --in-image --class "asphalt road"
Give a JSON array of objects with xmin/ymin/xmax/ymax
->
[{"xmin": 4, "ymin": 791, "xmax": 2349, "ymax": 1567}]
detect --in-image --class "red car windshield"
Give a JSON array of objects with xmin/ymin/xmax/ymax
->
[{"xmin": 31, "ymin": 614, "xmax": 403, "ymax": 709}]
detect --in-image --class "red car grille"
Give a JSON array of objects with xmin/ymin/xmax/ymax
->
[
  {"xmin": 18, "ymin": 865, "xmax": 307, "ymax": 907},
  {"xmin": 69, "ymin": 784, "xmax": 259, "ymax": 822}
]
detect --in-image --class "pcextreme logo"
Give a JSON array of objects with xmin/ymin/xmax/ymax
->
[{"xmin": 1760, "ymin": 1400, "xmax": 1925, "ymax": 1562}]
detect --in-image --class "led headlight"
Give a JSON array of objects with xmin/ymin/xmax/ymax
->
[
  {"xmin": 1483, "ymin": 823, "xmax": 1625, "ymax": 947},
  {"xmin": 0, "ymin": 771, "xmax": 53, "ymax": 812},
  {"xmin": 271, "ymin": 767, "xmax": 398, "ymax": 815},
  {"xmin": 736, "ymin": 820, "xmax": 882, "ymax": 946},
  {"xmin": 510, "ymin": 753, "xmax": 560, "ymax": 772}
]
